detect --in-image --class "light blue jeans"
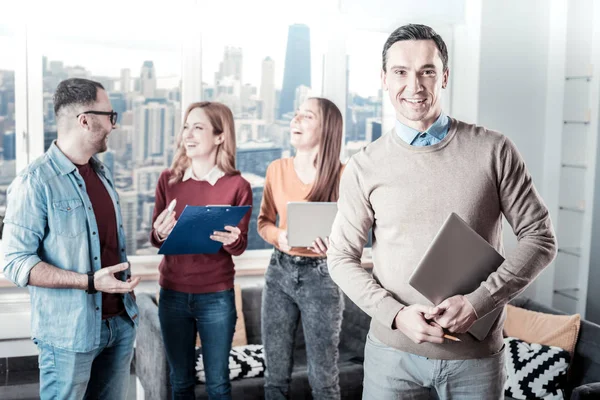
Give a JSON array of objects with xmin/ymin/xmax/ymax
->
[
  {"xmin": 35, "ymin": 313, "xmax": 136, "ymax": 400},
  {"xmin": 363, "ymin": 333, "xmax": 506, "ymax": 400}
]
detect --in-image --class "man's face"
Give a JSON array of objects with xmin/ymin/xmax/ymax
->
[
  {"xmin": 381, "ymin": 39, "xmax": 448, "ymax": 130},
  {"xmin": 87, "ymin": 89, "xmax": 114, "ymax": 154}
]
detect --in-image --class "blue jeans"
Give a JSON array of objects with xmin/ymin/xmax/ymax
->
[
  {"xmin": 35, "ymin": 313, "xmax": 135, "ymax": 400},
  {"xmin": 363, "ymin": 333, "xmax": 506, "ymax": 400},
  {"xmin": 262, "ymin": 250, "xmax": 344, "ymax": 400},
  {"xmin": 158, "ymin": 287, "xmax": 236, "ymax": 400}
]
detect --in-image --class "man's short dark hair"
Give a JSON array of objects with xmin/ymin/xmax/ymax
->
[
  {"xmin": 382, "ymin": 24, "xmax": 449, "ymax": 72},
  {"xmin": 53, "ymin": 78, "xmax": 105, "ymax": 116}
]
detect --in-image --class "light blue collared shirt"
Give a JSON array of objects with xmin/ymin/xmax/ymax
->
[
  {"xmin": 2, "ymin": 142, "xmax": 138, "ymax": 352},
  {"xmin": 396, "ymin": 112, "xmax": 450, "ymax": 146}
]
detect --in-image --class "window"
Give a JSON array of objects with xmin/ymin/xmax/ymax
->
[
  {"xmin": 0, "ymin": 24, "xmax": 15, "ymax": 219},
  {"xmin": 344, "ymin": 30, "xmax": 387, "ymax": 161},
  {"xmin": 37, "ymin": 6, "xmax": 183, "ymax": 256},
  {"xmin": 200, "ymin": 0, "xmax": 331, "ymax": 250}
]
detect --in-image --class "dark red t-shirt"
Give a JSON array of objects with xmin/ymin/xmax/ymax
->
[{"xmin": 76, "ymin": 163, "xmax": 124, "ymax": 319}]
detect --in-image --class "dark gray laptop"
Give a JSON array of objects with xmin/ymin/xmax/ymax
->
[
  {"xmin": 408, "ymin": 212, "xmax": 505, "ymax": 341},
  {"xmin": 287, "ymin": 202, "xmax": 338, "ymax": 247}
]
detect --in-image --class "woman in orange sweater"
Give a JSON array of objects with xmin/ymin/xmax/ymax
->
[{"xmin": 258, "ymin": 97, "xmax": 344, "ymax": 399}]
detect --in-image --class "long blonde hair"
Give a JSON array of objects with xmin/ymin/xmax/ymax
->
[{"xmin": 169, "ymin": 101, "xmax": 239, "ymax": 185}]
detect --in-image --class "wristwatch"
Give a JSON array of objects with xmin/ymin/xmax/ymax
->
[{"xmin": 86, "ymin": 271, "xmax": 97, "ymax": 294}]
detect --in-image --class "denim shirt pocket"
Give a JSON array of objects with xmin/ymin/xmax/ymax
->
[{"xmin": 52, "ymin": 199, "xmax": 87, "ymax": 237}]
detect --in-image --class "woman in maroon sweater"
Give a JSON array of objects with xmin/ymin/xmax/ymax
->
[{"xmin": 150, "ymin": 101, "xmax": 252, "ymax": 399}]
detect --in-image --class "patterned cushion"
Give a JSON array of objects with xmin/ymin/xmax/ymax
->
[
  {"xmin": 504, "ymin": 337, "xmax": 570, "ymax": 400},
  {"xmin": 195, "ymin": 344, "xmax": 265, "ymax": 383}
]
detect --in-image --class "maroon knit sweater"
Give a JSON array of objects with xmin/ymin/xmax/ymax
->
[{"xmin": 150, "ymin": 170, "xmax": 252, "ymax": 293}]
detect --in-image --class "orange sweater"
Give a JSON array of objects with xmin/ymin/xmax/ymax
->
[{"xmin": 258, "ymin": 158, "xmax": 344, "ymax": 257}]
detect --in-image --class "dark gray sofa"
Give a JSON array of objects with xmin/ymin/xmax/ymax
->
[
  {"xmin": 136, "ymin": 285, "xmax": 600, "ymax": 399},
  {"xmin": 135, "ymin": 285, "xmax": 370, "ymax": 399},
  {"xmin": 507, "ymin": 297, "xmax": 600, "ymax": 400}
]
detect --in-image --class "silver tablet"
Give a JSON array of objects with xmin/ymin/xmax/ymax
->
[
  {"xmin": 408, "ymin": 212, "xmax": 505, "ymax": 341},
  {"xmin": 287, "ymin": 202, "xmax": 338, "ymax": 247}
]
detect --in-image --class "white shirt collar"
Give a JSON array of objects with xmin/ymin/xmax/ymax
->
[{"xmin": 182, "ymin": 165, "xmax": 225, "ymax": 186}]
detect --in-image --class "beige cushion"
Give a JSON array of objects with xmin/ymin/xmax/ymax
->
[
  {"xmin": 503, "ymin": 304, "xmax": 580, "ymax": 360},
  {"xmin": 156, "ymin": 284, "xmax": 248, "ymax": 347}
]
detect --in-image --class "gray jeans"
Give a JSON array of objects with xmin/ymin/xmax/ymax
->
[
  {"xmin": 262, "ymin": 249, "xmax": 344, "ymax": 400},
  {"xmin": 363, "ymin": 333, "xmax": 506, "ymax": 400}
]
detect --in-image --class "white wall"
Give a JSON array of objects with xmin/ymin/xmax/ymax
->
[
  {"xmin": 452, "ymin": 0, "xmax": 560, "ymax": 302},
  {"xmin": 477, "ymin": 0, "xmax": 551, "ymax": 185}
]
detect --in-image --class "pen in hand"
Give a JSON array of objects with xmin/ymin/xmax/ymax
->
[
  {"xmin": 428, "ymin": 316, "xmax": 461, "ymax": 342},
  {"xmin": 165, "ymin": 199, "xmax": 177, "ymax": 219},
  {"xmin": 443, "ymin": 333, "xmax": 461, "ymax": 342}
]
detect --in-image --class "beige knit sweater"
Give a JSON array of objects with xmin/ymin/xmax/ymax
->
[{"xmin": 327, "ymin": 118, "xmax": 557, "ymax": 360}]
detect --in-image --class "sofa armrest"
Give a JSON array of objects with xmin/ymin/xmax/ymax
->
[
  {"xmin": 135, "ymin": 293, "xmax": 170, "ymax": 400},
  {"xmin": 571, "ymin": 383, "xmax": 600, "ymax": 400}
]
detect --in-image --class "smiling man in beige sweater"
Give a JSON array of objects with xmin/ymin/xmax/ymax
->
[{"xmin": 327, "ymin": 24, "xmax": 557, "ymax": 400}]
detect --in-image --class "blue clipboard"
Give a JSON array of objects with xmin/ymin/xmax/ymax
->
[{"xmin": 158, "ymin": 205, "xmax": 252, "ymax": 255}]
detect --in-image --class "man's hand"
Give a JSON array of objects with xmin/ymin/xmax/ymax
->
[
  {"xmin": 210, "ymin": 226, "xmax": 241, "ymax": 246},
  {"xmin": 94, "ymin": 263, "xmax": 141, "ymax": 294},
  {"xmin": 394, "ymin": 304, "xmax": 445, "ymax": 344},
  {"xmin": 427, "ymin": 295, "xmax": 477, "ymax": 333},
  {"xmin": 277, "ymin": 230, "xmax": 291, "ymax": 252}
]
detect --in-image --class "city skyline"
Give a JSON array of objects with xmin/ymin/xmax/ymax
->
[
  {"xmin": 0, "ymin": 15, "xmax": 385, "ymax": 99},
  {"xmin": 0, "ymin": 20, "xmax": 383, "ymax": 255}
]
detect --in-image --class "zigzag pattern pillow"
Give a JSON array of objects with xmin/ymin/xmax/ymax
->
[
  {"xmin": 504, "ymin": 337, "xmax": 570, "ymax": 400},
  {"xmin": 195, "ymin": 344, "xmax": 265, "ymax": 383}
]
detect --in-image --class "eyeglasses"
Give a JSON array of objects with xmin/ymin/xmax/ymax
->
[{"xmin": 77, "ymin": 110, "xmax": 118, "ymax": 126}]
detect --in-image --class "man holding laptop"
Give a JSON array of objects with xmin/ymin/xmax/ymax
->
[{"xmin": 327, "ymin": 24, "xmax": 557, "ymax": 399}]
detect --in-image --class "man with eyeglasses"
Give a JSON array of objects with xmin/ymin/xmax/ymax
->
[{"xmin": 2, "ymin": 78, "xmax": 140, "ymax": 399}]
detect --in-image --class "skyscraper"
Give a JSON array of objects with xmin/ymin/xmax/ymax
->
[
  {"xmin": 294, "ymin": 85, "xmax": 311, "ymax": 111},
  {"xmin": 240, "ymin": 84, "xmax": 256, "ymax": 111},
  {"xmin": 0, "ymin": 116, "xmax": 4, "ymax": 151},
  {"xmin": 279, "ymin": 24, "xmax": 311, "ymax": 118},
  {"xmin": 241, "ymin": 173, "xmax": 270, "ymax": 250},
  {"xmin": 3, "ymin": 131, "xmax": 15, "ymax": 160},
  {"xmin": 260, "ymin": 57, "xmax": 276, "ymax": 123},
  {"xmin": 121, "ymin": 68, "xmax": 132, "ymax": 93},
  {"xmin": 236, "ymin": 142, "xmax": 282, "ymax": 177},
  {"xmin": 215, "ymin": 46, "xmax": 243, "ymax": 83},
  {"xmin": 133, "ymin": 99, "xmax": 176, "ymax": 165},
  {"xmin": 117, "ymin": 190, "xmax": 139, "ymax": 255},
  {"xmin": 140, "ymin": 61, "xmax": 156, "ymax": 98},
  {"xmin": 109, "ymin": 92, "xmax": 127, "ymax": 124}
]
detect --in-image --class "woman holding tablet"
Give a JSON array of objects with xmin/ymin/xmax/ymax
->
[
  {"xmin": 150, "ymin": 101, "xmax": 252, "ymax": 399},
  {"xmin": 258, "ymin": 97, "xmax": 345, "ymax": 399}
]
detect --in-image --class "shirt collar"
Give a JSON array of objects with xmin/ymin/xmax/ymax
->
[
  {"xmin": 182, "ymin": 165, "xmax": 225, "ymax": 186},
  {"xmin": 47, "ymin": 140, "xmax": 106, "ymax": 177},
  {"xmin": 395, "ymin": 112, "xmax": 449, "ymax": 144}
]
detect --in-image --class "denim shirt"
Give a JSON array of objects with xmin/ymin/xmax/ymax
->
[
  {"xmin": 2, "ymin": 142, "xmax": 138, "ymax": 352},
  {"xmin": 396, "ymin": 112, "xmax": 450, "ymax": 146}
]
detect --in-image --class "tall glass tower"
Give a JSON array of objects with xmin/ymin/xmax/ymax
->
[{"xmin": 279, "ymin": 24, "xmax": 311, "ymax": 118}]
